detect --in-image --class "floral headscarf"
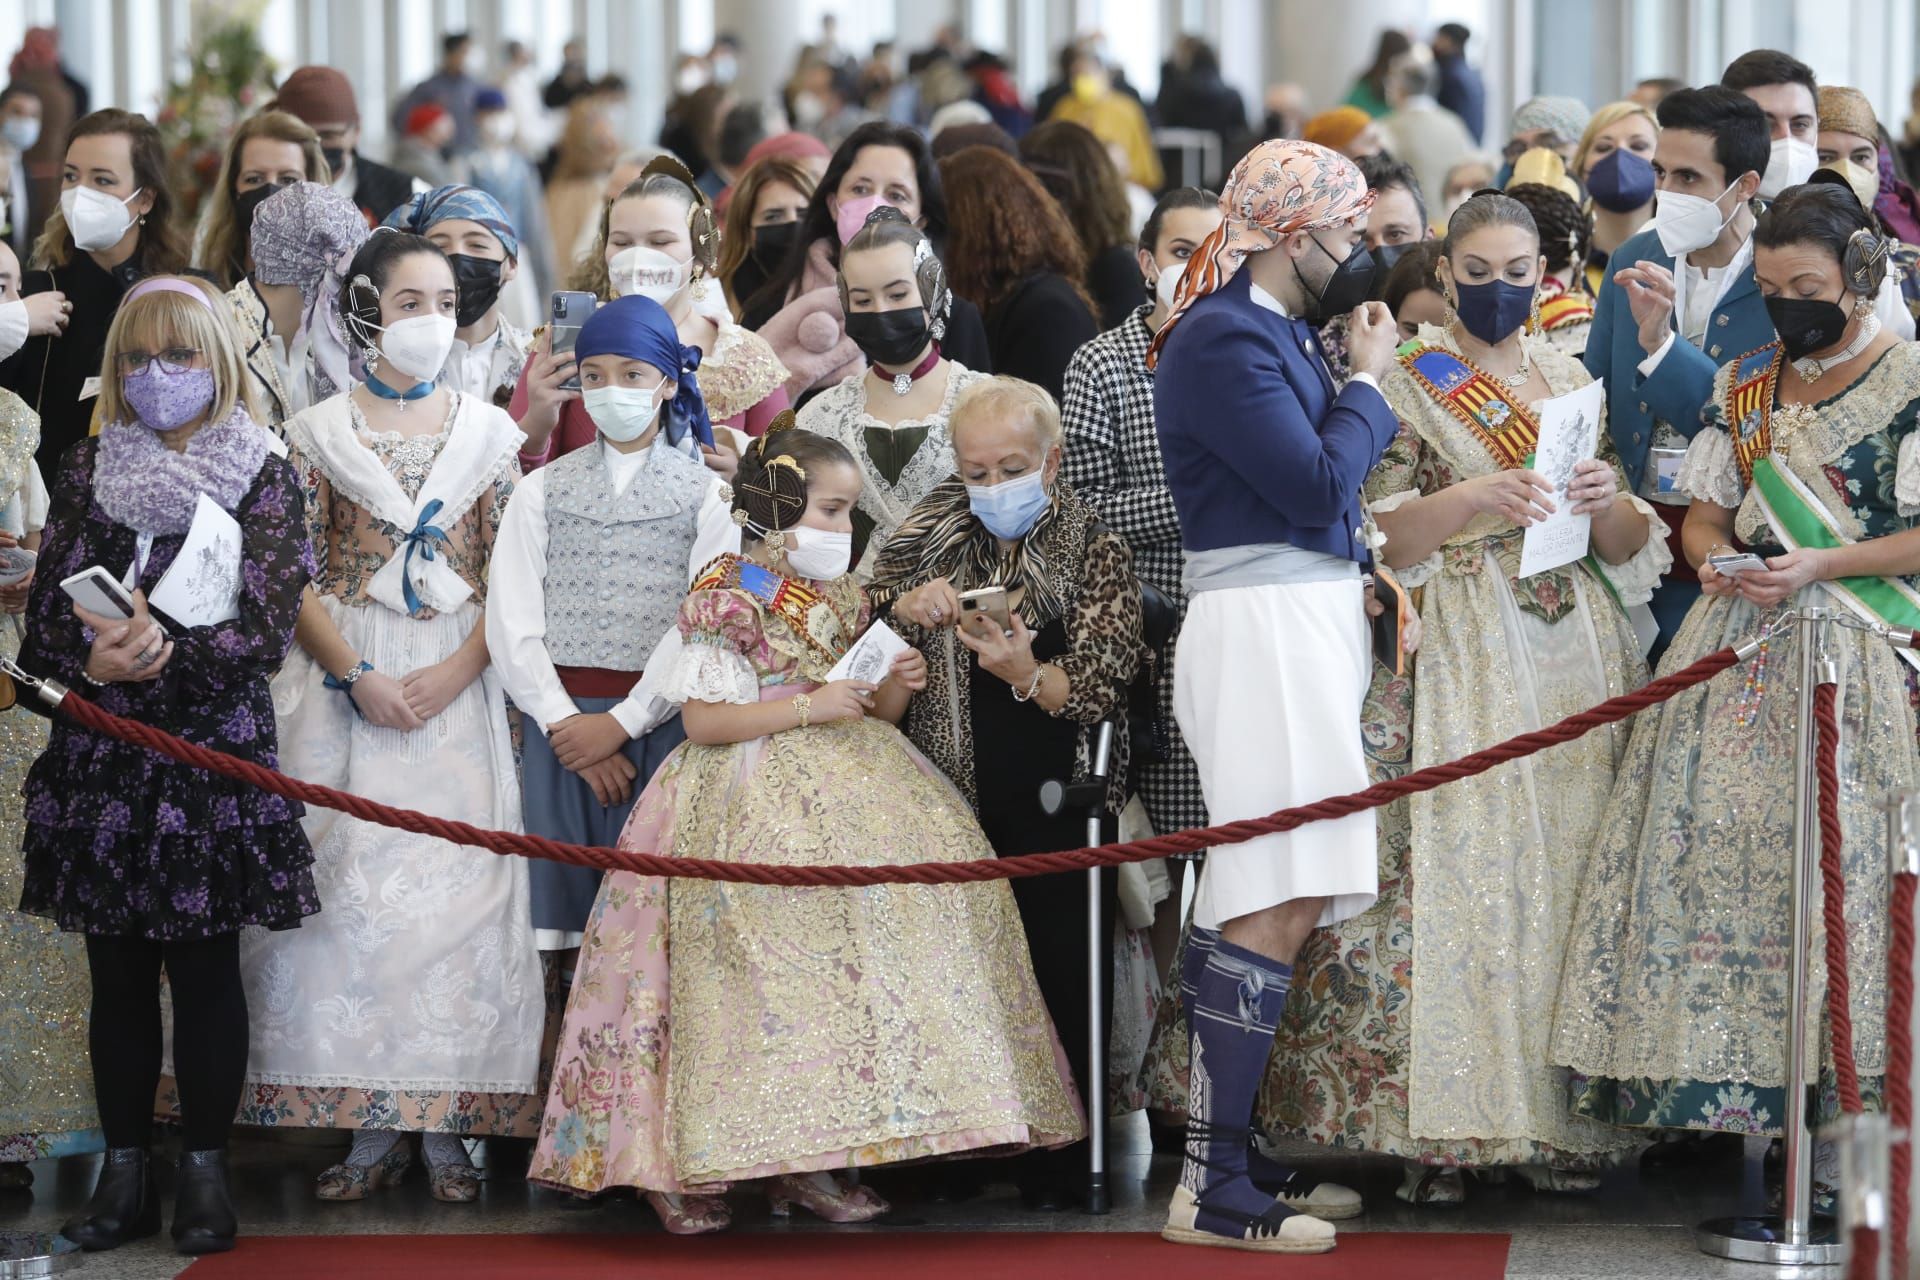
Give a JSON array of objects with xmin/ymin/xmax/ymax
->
[
  {"xmin": 1147, "ymin": 139, "xmax": 1373, "ymax": 366},
  {"xmin": 251, "ymin": 181, "xmax": 369, "ymax": 400}
]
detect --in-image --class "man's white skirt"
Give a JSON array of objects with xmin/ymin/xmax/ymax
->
[{"xmin": 1176, "ymin": 579, "xmax": 1379, "ymax": 933}]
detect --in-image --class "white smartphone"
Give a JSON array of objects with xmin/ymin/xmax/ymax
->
[
  {"xmin": 1707, "ymin": 552, "xmax": 1770, "ymax": 576},
  {"xmin": 59, "ymin": 566, "xmax": 140, "ymax": 620}
]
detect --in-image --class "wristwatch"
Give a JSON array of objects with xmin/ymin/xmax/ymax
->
[{"xmin": 325, "ymin": 660, "xmax": 374, "ymax": 695}]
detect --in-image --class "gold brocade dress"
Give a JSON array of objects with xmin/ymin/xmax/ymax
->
[
  {"xmin": 0, "ymin": 389, "xmax": 99, "ymax": 1166},
  {"xmin": 1552, "ymin": 343, "xmax": 1920, "ymax": 1133},
  {"xmin": 530, "ymin": 556, "xmax": 1084, "ymax": 1194},
  {"xmin": 1264, "ymin": 328, "xmax": 1664, "ymax": 1166}
]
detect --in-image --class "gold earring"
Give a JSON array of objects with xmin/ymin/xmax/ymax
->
[
  {"xmin": 763, "ymin": 528, "xmax": 788, "ymax": 555},
  {"xmin": 1528, "ymin": 291, "xmax": 1543, "ymax": 335}
]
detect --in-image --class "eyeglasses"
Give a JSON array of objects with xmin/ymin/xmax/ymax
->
[{"xmin": 116, "ymin": 347, "xmax": 204, "ymax": 376}]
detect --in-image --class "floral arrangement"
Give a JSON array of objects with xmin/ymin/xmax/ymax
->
[{"xmin": 155, "ymin": 0, "xmax": 280, "ymax": 223}]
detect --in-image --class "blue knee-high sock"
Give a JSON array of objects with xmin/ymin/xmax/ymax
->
[
  {"xmin": 1179, "ymin": 927, "xmax": 1221, "ymax": 1030},
  {"xmin": 1182, "ymin": 939, "xmax": 1296, "ymax": 1231}
]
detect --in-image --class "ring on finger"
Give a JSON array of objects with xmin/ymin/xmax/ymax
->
[{"xmin": 133, "ymin": 646, "xmax": 159, "ymax": 668}]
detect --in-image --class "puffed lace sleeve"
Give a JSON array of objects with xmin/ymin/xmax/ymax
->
[
  {"xmin": 1594, "ymin": 491, "xmax": 1674, "ymax": 606},
  {"xmin": 1896, "ymin": 430, "xmax": 1920, "ymax": 518},
  {"xmin": 1676, "ymin": 428, "xmax": 1743, "ymax": 508},
  {"xmin": 1362, "ymin": 419, "xmax": 1444, "ymax": 587},
  {"xmin": 664, "ymin": 588, "xmax": 761, "ymax": 705}
]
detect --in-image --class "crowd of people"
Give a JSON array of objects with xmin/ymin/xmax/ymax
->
[{"xmin": 0, "ymin": 15, "xmax": 1916, "ymax": 1264}]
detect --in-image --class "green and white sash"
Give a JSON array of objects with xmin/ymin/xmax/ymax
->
[{"xmin": 1749, "ymin": 453, "xmax": 1920, "ymax": 671}]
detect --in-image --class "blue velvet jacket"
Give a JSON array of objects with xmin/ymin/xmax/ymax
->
[
  {"xmin": 1153, "ymin": 271, "xmax": 1400, "ymax": 565},
  {"xmin": 1583, "ymin": 226, "xmax": 1774, "ymax": 491}
]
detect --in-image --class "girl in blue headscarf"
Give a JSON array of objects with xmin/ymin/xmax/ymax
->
[
  {"xmin": 488, "ymin": 292, "xmax": 740, "ymax": 990},
  {"xmin": 383, "ymin": 183, "xmax": 536, "ymax": 406}
]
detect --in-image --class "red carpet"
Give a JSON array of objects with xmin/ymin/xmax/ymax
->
[{"xmin": 181, "ymin": 1230, "xmax": 1510, "ymax": 1278}]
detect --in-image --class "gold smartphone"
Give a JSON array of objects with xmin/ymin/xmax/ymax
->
[{"xmin": 958, "ymin": 585, "xmax": 1012, "ymax": 636}]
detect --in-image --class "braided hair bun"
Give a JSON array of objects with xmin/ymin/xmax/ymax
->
[
  {"xmin": 1503, "ymin": 182, "xmax": 1590, "ymax": 273},
  {"xmin": 731, "ymin": 411, "xmax": 857, "ymax": 540}
]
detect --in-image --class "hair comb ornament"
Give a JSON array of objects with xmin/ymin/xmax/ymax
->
[
  {"xmin": 1842, "ymin": 226, "xmax": 1891, "ymax": 299},
  {"xmin": 751, "ymin": 410, "xmax": 798, "ymax": 459}
]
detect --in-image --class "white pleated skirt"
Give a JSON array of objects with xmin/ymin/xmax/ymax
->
[{"xmin": 1176, "ymin": 579, "xmax": 1379, "ymax": 933}]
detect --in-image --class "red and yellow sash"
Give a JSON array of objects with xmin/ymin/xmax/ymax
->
[
  {"xmin": 1723, "ymin": 343, "xmax": 1783, "ymax": 486},
  {"xmin": 692, "ymin": 553, "xmax": 855, "ymax": 664},
  {"xmin": 1398, "ymin": 343, "xmax": 1541, "ymax": 469}
]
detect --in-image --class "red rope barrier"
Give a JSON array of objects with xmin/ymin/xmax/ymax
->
[
  {"xmin": 1816, "ymin": 680, "xmax": 1863, "ymax": 1117},
  {"xmin": 1891, "ymin": 870, "xmax": 1915, "ymax": 1280},
  {"xmin": 1847, "ymin": 1225, "xmax": 1880, "ymax": 1280},
  {"xmin": 41, "ymin": 644, "xmax": 1744, "ymax": 889}
]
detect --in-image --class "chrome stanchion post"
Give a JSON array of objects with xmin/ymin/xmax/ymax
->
[
  {"xmin": 1829, "ymin": 1113, "xmax": 1892, "ymax": 1280},
  {"xmin": 1085, "ymin": 720, "xmax": 1114, "ymax": 1216},
  {"xmin": 1699, "ymin": 606, "xmax": 1844, "ymax": 1264}
]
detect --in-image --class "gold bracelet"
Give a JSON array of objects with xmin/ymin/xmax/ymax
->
[
  {"xmin": 1011, "ymin": 664, "xmax": 1047, "ymax": 703},
  {"xmin": 792, "ymin": 693, "xmax": 811, "ymax": 728}
]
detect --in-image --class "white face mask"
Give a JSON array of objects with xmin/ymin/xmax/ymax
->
[
  {"xmin": 480, "ymin": 114, "xmax": 516, "ymax": 148},
  {"xmin": 1653, "ymin": 182, "xmax": 1740, "ymax": 257},
  {"xmin": 608, "ymin": 245, "xmax": 693, "ymax": 304},
  {"xmin": 582, "ymin": 378, "xmax": 668, "ymax": 443},
  {"xmin": 371, "ymin": 313, "xmax": 457, "ymax": 384},
  {"xmin": 782, "ymin": 525, "xmax": 853, "ymax": 580},
  {"xmin": 0, "ymin": 297, "xmax": 26, "ymax": 362},
  {"xmin": 463, "ymin": 48, "xmax": 485, "ymax": 78},
  {"xmin": 1758, "ymin": 135, "xmax": 1818, "ymax": 200},
  {"xmin": 1, "ymin": 117, "xmax": 38, "ymax": 153},
  {"xmin": 61, "ymin": 184, "xmax": 141, "ymax": 252},
  {"xmin": 1154, "ymin": 259, "xmax": 1187, "ymax": 309}
]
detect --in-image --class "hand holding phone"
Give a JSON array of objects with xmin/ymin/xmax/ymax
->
[
  {"xmin": 958, "ymin": 585, "xmax": 1013, "ymax": 637},
  {"xmin": 61, "ymin": 573, "xmax": 172, "ymax": 683},
  {"xmin": 548, "ymin": 291, "xmax": 597, "ymax": 393},
  {"xmin": 1707, "ymin": 552, "xmax": 1769, "ymax": 576}
]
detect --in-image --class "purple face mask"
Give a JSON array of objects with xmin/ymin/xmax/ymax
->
[{"xmin": 122, "ymin": 363, "xmax": 217, "ymax": 432}]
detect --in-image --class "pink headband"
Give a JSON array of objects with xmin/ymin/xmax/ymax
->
[{"xmin": 123, "ymin": 277, "xmax": 214, "ymax": 313}]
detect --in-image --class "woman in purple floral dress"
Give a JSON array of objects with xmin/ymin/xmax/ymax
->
[{"xmin": 16, "ymin": 277, "xmax": 316, "ymax": 1257}]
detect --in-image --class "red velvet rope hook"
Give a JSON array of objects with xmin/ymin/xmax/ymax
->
[
  {"xmin": 1889, "ymin": 871, "xmax": 1915, "ymax": 1280},
  {"xmin": 44, "ymin": 645, "xmax": 1743, "ymax": 888},
  {"xmin": 1816, "ymin": 680, "xmax": 1863, "ymax": 1118}
]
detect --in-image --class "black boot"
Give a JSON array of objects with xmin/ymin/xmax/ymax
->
[
  {"xmin": 171, "ymin": 1149, "xmax": 238, "ymax": 1255},
  {"xmin": 62, "ymin": 1147, "xmax": 160, "ymax": 1250}
]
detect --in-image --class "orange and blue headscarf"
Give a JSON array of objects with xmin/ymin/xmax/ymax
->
[{"xmin": 1148, "ymin": 139, "xmax": 1373, "ymax": 367}]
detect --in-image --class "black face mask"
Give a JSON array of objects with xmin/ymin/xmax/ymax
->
[
  {"xmin": 1372, "ymin": 240, "xmax": 1414, "ymax": 272},
  {"xmin": 751, "ymin": 220, "xmax": 799, "ymax": 270},
  {"xmin": 449, "ymin": 253, "xmax": 506, "ymax": 328},
  {"xmin": 1765, "ymin": 293, "xmax": 1852, "ymax": 361},
  {"xmin": 321, "ymin": 146, "xmax": 348, "ymax": 177},
  {"xmin": 235, "ymin": 180, "xmax": 291, "ymax": 237},
  {"xmin": 844, "ymin": 306, "xmax": 931, "ymax": 368},
  {"xmin": 1297, "ymin": 234, "xmax": 1378, "ymax": 323}
]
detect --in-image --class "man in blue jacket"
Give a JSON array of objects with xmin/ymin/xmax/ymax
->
[
  {"xmin": 1584, "ymin": 86, "xmax": 1772, "ymax": 645},
  {"xmin": 1149, "ymin": 139, "xmax": 1400, "ymax": 1256}
]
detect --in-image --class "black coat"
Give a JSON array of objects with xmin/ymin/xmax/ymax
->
[
  {"xmin": 982, "ymin": 273, "xmax": 1098, "ymax": 404},
  {"xmin": 1087, "ymin": 243, "xmax": 1144, "ymax": 332},
  {"xmin": 0, "ymin": 249, "xmax": 137, "ymax": 478},
  {"xmin": 349, "ymin": 153, "xmax": 418, "ymax": 226}
]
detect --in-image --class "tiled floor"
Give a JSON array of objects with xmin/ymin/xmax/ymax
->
[{"xmin": 0, "ymin": 1120, "xmax": 1844, "ymax": 1279}]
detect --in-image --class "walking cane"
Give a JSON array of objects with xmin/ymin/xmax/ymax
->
[{"xmin": 1040, "ymin": 719, "xmax": 1116, "ymax": 1216}]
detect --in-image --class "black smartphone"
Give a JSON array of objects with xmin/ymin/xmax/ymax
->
[
  {"xmin": 549, "ymin": 291, "xmax": 597, "ymax": 392},
  {"xmin": 1370, "ymin": 567, "xmax": 1409, "ymax": 677}
]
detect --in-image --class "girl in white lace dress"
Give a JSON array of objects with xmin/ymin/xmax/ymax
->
[{"xmin": 239, "ymin": 232, "xmax": 541, "ymax": 1206}]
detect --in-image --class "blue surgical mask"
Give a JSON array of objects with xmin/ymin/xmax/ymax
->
[
  {"xmin": 1453, "ymin": 278, "xmax": 1535, "ymax": 346},
  {"xmin": 1585, "ymin": 147, "xmax": 1656, "ymax": 214},
  {"xmin": 966, "ymin": 469, "xmax": 1051, "ymax": 540}
]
